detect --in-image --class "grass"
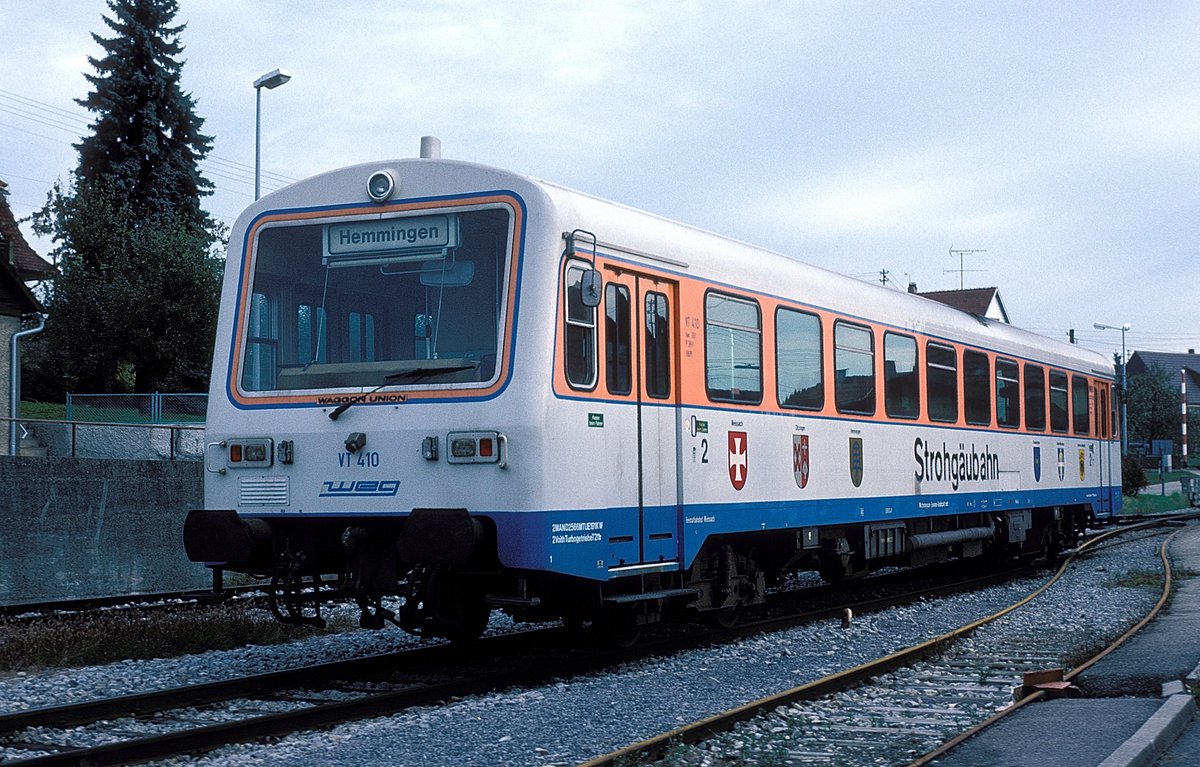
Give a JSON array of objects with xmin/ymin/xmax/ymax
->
[
  {"xmin": 1121, "ymin": 492, "xmax": 1191, "ymax": 516},
  {"xmin": 1106, "ymin": 568, "xmax": 1164, "ymax": 590},
  {"xmin": 17, "ymin": 399, "xmax": 205, "ymax": 424},
  {"xmin": 17, "ymin": 400, "xmax": 66, "ymax": 420},
  {"xmin": 0, "ymin": 601, "xmax": 357, "ymax": 674},
  {"xmin": 1145, "ymin": 469, "xmax": 1198, "ymax": 484}
]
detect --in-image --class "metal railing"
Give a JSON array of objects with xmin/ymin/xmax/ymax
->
[
  {"xmin": 65, "ymin": 392, "xmax": 207, "ymax": 425},
  {"xmin": 1, "ymin": 416, "xmax": 204, "ymax": 461}
]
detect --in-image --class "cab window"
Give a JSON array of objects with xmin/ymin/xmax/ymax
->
[{"xmin": 563, "ymin": 261, "xmax": 597, "ymax": 389}]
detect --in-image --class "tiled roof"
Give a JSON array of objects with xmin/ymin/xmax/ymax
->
[
  {"xmin": 917, "ymin": 287, "xmax": 999, "ymax": 315},
  {"xmin": 1128, "ymin": 351, "xmax": 1200, "ymax": 406},
  {"xmin": 916, "ymin": 287, "xmax": 1010, "ymax": 323},
  {"xmin": 0, "ymin": 194, "xmax": 55, "ymax": 281}
]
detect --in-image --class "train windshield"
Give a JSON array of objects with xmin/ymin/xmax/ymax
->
[{"xmin": 239, "ymin": 206, "xmax": 513, "ymax": 392}]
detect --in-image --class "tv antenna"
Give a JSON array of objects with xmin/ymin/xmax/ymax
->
[{"xmin": 946, "ymin": 247, "xmax": 987, "ymax": 290}]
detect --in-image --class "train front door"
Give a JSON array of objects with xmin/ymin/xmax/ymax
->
[{"xmin": 604, "ymin": 268, "xmax": 681, "ymax": 564}]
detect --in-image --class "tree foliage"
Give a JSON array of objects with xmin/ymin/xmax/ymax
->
[
  {"xmin": 1122, "ymin": 453, "xmax": 1146, "ymax": 497},
  {"xmin": 28, "ymin": 0, "xmax": 223, "ymax": 397},
  {"xmin": 1125, "ymin": 365, "xmax": 1182, "ymax": 450}
]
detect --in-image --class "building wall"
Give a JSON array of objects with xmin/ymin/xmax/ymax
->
[{"xmin": 0, "ymin": 313, "xmax": 16, "ymax": 450}]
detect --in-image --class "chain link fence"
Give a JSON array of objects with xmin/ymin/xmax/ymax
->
[{"xmin": 65, "ymin": 393, "xmax": 207, "ymax": 424}]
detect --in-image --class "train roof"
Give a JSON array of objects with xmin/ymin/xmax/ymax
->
[
  {"xmin": 252, "ymin": 156, "xmax": 1114, "ymax": 379},
  {"xmin": 526, "ymin": 170, "xmax": 1111, "ymax": 378}
]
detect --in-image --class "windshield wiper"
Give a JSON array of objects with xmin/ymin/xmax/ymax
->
[{"xmin": 327, "ymin": 363, "xmax": 479, "ymax": 421}]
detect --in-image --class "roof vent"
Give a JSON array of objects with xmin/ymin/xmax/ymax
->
[{"xmin": 420, "ymin": 136, "xmax": 441, "ymax": 159}]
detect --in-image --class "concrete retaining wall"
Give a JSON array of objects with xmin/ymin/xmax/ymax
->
[
  {"xmin": 0, "ymin": 456, "xmax": 211, "ymax": 605},
  {"xmin": 26, "ymin": 422, "xmax": 205, "ymax": 461}
]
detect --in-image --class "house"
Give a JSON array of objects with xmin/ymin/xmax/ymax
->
[
  {"xmin": 914, "ymin": 286, "xmax": 1011, "ymax": 324},
  {"xmin": 0, "ymin": 178, "xmax": 55, "ymax": 454},
  {"xmin": 1127, "ymin": 350, "xmax": 1200, "ymax": 411}
]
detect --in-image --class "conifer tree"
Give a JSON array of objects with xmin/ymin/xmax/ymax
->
[
  {"xmin": 76, "ymin": 0, "xmax": 213, "ymax": 232},
  {"xmin": 30, "ymin": 0, "xmax": 223, "ymax": 397}
]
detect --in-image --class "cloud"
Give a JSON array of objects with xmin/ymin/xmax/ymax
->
[{"xmin": 747, "ymin": 147, "xmax": 1030, "ymax": 241}]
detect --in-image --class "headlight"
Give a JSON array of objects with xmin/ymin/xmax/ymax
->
[{"xmin": 367, "ymin": 170, "xmax": 395, "ymax": 202}]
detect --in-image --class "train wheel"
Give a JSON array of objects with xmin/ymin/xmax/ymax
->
[
  {"xmin": 817, "ymin": 553, "xmax": 854, "ymax": 584},
  {"xmin": 425, "ymin": 566, "xmax": 491, "ymax": 643},
  {"xmin": 710, "ymin": 604, "xmax": 742, "ymax": 629},
  {"xmin": 1040, "ymin": 527, "xmax": 1062, "ymax": 562},
  {"xmin": 597, "ymin": 609, "xmax": 643, "ymax": 648}
]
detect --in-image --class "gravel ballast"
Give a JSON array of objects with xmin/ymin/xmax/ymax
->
[{"xmin": 0, "ymin": 530, "xmax": 1172, "ymax": 767}]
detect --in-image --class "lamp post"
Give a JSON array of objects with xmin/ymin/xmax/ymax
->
[
  {"xmin": 253, "ymin": 68, "xmax": 292, "ymax": 200},
  {"xmin": 1094, "ymin": 321, "xmax": 1131, "ymax": 456}
]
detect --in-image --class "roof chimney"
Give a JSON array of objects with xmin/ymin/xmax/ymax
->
[
  {"xmin": 1190, "ymin": 349, "xmax": 1195, "ymax": 354},
  {"xmin": 419, "ymin": 136, "xmax": 441, "ymax": 159},
  {"xmin": 907, "ymin": 282, "xmax": 918, "ymax": 294}
]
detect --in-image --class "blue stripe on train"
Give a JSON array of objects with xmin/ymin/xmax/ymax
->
[{"xmin": 485, "ymin": 484, "xmax": 1120, "ymax": 581}]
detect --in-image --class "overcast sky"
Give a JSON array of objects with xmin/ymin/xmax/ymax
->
[{"xmin": 2, "ymin": 1, "xmax": 1197, "ymax": 360}]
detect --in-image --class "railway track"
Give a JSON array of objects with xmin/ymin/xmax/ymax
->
[
  {"xmin": 0, "ymin": 557, "xmax": 1041, "ymax": 766},
  {"xmin": 580, "ymin": 515, "xmax": 1186, "ymax": 766}
]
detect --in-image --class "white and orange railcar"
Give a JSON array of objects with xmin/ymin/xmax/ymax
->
[{"xmin": 185, "ymin": 147, "xmax": 1121, "ymax": 640}]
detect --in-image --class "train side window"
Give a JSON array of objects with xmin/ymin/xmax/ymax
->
[
  {"xmin": 296, "ymin": 303, "xmax": 327, "ymax": 366},
  {"xmin": 604, "ymin": 283, "xmax": 632, "ymax": 395},
  {"xmin": 1072, "ymin": 374, "xmax": 1090, "ymax": 435},
  {"xmin": 834, "ymin": 321, "xmax": 875, "ymax": 415},
  {"xmin": 926, "ymin": 343, "xmax": 958, "ymax": 423},
  {"xmin": 1099, "ymin": 384, "xmax": 1110, "ymax": 439},
  {"xmin": 996, "ymin": 358, "xmax": 1020, "ymax": 428},
  {"xmin": 963, "ymin": 350, "xmax": 991, "ymax": 426},
  {"xmin": 563, "ymin": 261, "xmax": 597, "ymax": 389},
  {"xmin": 645, "ymin": 291, "xmax": 671, "ymax": 398},
  {"xmin": 884, "ymin": 332, "xmax": 919, "ymax": 419},
  {"xmin": 1049, "ymin": 370, "xmax": 1069, "ymax": 433},
  {"xmin": 1110, "ymin": 383, "xmax": 1119, "ymax": 439},
  {"xmin": 705, "ymin": 292, "xmax": 762, "ymax": 404},
  {"xmin": 776, "ymin": 307, "xmax": 823, "ymax": 410},
  {"xmin": 243, "ymin": 291, "xmax": 279, "ymax": 391},
  {"xmin": 1024, "ymin": 364, "xmax": 1046, "ymax": 431},
  {"xmin": 348, "ymin": 311, "xmax": 377, "ymax": 363}
]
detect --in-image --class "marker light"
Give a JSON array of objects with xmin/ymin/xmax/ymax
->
[
  {"xmin": 451, "ymin": 438, "xmax": 477, "ymax": 458},
  {"xmin": 225, "ymin": 437, "xmax": 274, "ymax": 469},
  {"xmin": 446, "ymin": 431, "xmax": 502, "ymax": 465}
]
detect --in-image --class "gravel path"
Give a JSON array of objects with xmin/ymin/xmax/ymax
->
[{"xmin": 0, "ymin": 531, "xmax": 1168, "ymax": 767}]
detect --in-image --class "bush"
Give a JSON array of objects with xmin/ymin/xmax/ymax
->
[{"xmin": 1123, "ymin": 453, "xmax": 1147, "ymax": 497}]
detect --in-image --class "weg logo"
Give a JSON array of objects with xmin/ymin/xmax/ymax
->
[{"xmin": 319, "ymin": 480, "xmax": 401, "ymax": 497}]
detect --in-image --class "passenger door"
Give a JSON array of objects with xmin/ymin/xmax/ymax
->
[{"xmin": 604, "ymin": 267, "xmax": 681, "ymax": 564}]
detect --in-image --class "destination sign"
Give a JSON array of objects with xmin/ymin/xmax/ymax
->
[{"xmin": 324, "ymin": 214, "xmax": 458, "ymax": 259}]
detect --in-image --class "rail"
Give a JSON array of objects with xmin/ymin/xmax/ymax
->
[
  {"xmin": 0, "ymin": 416, "xmax": 204, "ymax": 461},
  {"xmin": 580, "ymin": 516, "xmax": 1188, "ymax": 767}
]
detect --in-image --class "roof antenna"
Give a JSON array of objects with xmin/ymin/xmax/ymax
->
[{"xmin": 946, "ymin": 247, "xmax": 986, "ymax": 290}]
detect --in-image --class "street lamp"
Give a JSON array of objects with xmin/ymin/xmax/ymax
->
[
  {"xmin": 1094, "ymin": 321, "xmax": 1132, "ymax": 456},
  {"xmin": 253, "ymin": 68, "xmax": 292, "ymax": 200}
]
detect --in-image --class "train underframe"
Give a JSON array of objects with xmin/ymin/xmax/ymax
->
[{"xmin": 184, "ymin": 503, "xmax": 1089, "ymax": 643}]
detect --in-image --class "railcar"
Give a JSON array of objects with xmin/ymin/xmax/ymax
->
[{"xmin": 184, "ymin": 141, "xmax": 1121, "ymax": 641}]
